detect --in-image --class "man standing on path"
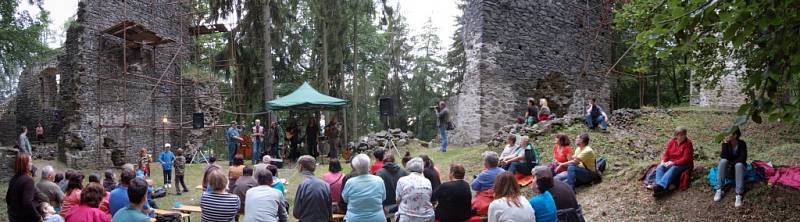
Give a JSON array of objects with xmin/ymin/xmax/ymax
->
[
  {"xmin": 252, "ymin": 119, "xmax": 265, "ymax": 164},
  {"xmin": 19, "ymin": 126, "xmax": 32, "ymax": 155},
  {"xmin": 226, "ymin": 121, "xmax": 244, "ymax": 164},
  {"xmin": 434, "ymin": 101, "xmax": 450, "ymax": 152}
]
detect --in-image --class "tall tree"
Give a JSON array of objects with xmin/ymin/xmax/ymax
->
[
  {"xmin": 444, "ymin": 0, "xmax": 466, "ymax": 97},
  {"xmin": 0, "ymin": 0, "xmax": 54, "ymax": 95}
]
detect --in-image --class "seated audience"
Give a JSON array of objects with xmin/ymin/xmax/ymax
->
[
  {"xmin": 555, "ymin": 133, "xmax": 599, "ymax": 189},
  {"xmin": 551, "ymin": 134, "xmax": 573, "ymax": 174},
  {"xmin": 244, "ymin": 169, "xmax": 288, "ymax": 222},
  {"xmin": 488, "ymin": 172, "xmax": 536, "ymax": 222},
  {"xmin": 549, "ymin": 179, "xmax": 584, "ymax": 221},
  {"xmin": 6, "ymin": 154, "xmax": 42, "ymax": 222},
  {"xmin": 401, "ymin": 151, "xmax": 413, "ymax": 167},
  {"xmin": 201, "ymin": 169, "xmax": 241, "ymax": 222},
  {"xmin": 584, "ymin": 98, "xmax": 609, "ymax": 131},
  {"xmin": 109, "ymin": 168, "xmax": 151, "ymax": 216},
  {"xmin": 420, "ymin": 155, "xmax": 442, "ymax": 192},
  {"xmin": 111, "ymin": 177, "xmax": 150, "ymax": 222},
  {"xmin": 293, "ymin": 155, "xmax": 332, "ymax": 221},
  {"xmin": 102, "ymin": 170, "xmax": 117, "ymax": 193},
  {"xmin": 714, "ymin": 128, "xmax": 747, "ymax": 208},
  {"xmin": 472, "ymin": 151, "xmax": 505, "ymax": 216},
  {"xmin": 370, "ymin": 148, "xmax": 386, "ymax": 174},
  {"xmin": 254, "ymin": 155, "xmax": 272, "ymax": 175},
  {"xmin": 232, "ymin": 166, "xmax": 258, "ymax": 213},
  {"xmin": 500, "ymin": 136, "xmax": 534, "ymax": 175},
  {"xmin": 525, "ymin": 97, "xmax": 539, "ymax": 126},
  {"xmin": 499, "ymin": 135, "xmax": 518, "ymax": 167},
  {"xmin": 65, "ymin": 183, "xmax": 111, "ymax": 222},
  {"xmin": 529, "ymin": 166, "xmax": 557, "ymax": 222},
  {"xmin": 432, "ymin": 164, "xmax": 472, "ymax": 222},
  {"xmin": 396, "ymin": 157, "xmax": 435, "ymax": 221},
  {"xmin": 267, "ymin": 164, "xmax": 286, "ymax": 193},
  {"xmin": 653, "ymin": 127, "xmax": 694, "ymax": 198},
  {"xmin": 342, "ymin": 154, "xmax": 387, "ymax": 222},
  {"xmin": 56, "ymin": 171, "xmax": 67, "ymax": 192},
  {"xmin": 228, "ymin": 154, "xmax": 246, "ymax": 189},
  {"xmin": 376, "ymin": 153, "xmax": 408, "ymax": 213},
  {"xmin": 322, "ymin": 159, "xmax": 345, "ymax": 213},
  {"xmin": 37, "ymin": 165, "xmax": 65, "ymax": 213},
  {"xmin": 202, "ymin": 156, "xmax": 221, "ymax": 192},
  {"xmin": 61, "ymin": 171, "xmax": 84, "ymax": 217},
  {"xmin": 41, "ymin": 202, "xmax": 64, "ymax": 222},
  {"xmin": 538, "ymin": 98, "xmax": 551, "ymax": 122}
]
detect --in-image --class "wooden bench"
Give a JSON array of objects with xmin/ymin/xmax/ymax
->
[
  {"xmin": 331, "ymin": 213, "xmax": 345, "ymax": 222},
  {"xmin": 172, "ymin": 205, "xmax": 202, "ymax": 214}
]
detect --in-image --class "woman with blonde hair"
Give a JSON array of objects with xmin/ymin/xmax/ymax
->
[
  {"xmin": 201, "ymin": 169, "xmax": 240, "ymax": 222},
  {"xmin": 538, "ymin": 98, "xmax": 551, "ymax": 121},
  {"xmin": 488, "ymin": 172, "xmax": 536, "ymax": 222}
]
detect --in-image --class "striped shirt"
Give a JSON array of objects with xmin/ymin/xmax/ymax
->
[{"xmin": 201, "ymin": 192, "xmax": 241, "ymax": 222}]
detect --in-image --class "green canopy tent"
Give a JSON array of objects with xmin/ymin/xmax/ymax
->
[
  {"xmin": 266, "ymin": 82, "xmax": 350, "ymax": 162},
  {"xmin": 266, "ymin": 82, "xmax": 348, "ymax": 111}
]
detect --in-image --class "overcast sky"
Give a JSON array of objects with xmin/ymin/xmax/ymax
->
[{"xmin": 21, "ymin": 0, "xmax": 461, "ymax": 52}]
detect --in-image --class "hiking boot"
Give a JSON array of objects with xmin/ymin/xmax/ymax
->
[
  {"xmin": 735, "ymin": 195, "xmax": 743, "ymax": 208},
  {"xmin": 652, "ymin": 185, "xmax": 662, "ymax": 197},
  {"xmin": 714, "ymin": 189, "xmax": 724, "ymax": 202}
]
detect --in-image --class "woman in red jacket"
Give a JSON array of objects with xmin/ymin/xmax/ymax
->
[{"xmin": 653, "ymin": 127, "xmax": 694, "ymax": 197}]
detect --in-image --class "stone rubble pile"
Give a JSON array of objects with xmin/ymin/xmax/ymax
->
[
  {"xmin": 352, "ymin": 128, "xmax": 415, "ymax": 153},
  {"xmin": 487, "ymin": 115, "xmax": 584, "ymax": 147},
  {"xmin": 609, "ymin": 108, "xmax": 662, "ymax": 127}
]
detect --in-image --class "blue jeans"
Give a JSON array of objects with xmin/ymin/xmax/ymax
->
[
  {"xmin": 252, "ymin": 139, "xmax": 263, "ymax": 164},
  {"xmin": 655, "ymin": 164, "xmax": 687, "ymax": 188},
  {"xmin": 508, "ymin": 162, "xmax": 529, "ymax": 175},
  {"xmin": 227, "ymin": 142, "xmax": 238, "ymax": 163},
  {"xmin": 717, "ymin": 159, "xmax": 745, "ymax": 194},
  {"xmin": 566, "ymin": 165, "xmax": 596, "ymax": 189},
  {"xmin": 438, "ymin": 127, "xmax": 448, "ymax": 151},
  {"xmin": 584, "ymin": 115, "xmax": 608, "ymax": 130}
]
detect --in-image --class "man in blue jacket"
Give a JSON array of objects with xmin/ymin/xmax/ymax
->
[{"xmin": 159, "ymin": 143, "xmax": 176, "ymax": 188}]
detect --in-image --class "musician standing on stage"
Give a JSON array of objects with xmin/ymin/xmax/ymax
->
[
  {"xmin": 326, "ymin": 117, "xmax": 340, "ymax": 159},
  {"xmin": 252, "ymin": 119, "xmax": 266, "ymax": 164},
  {"xmin": 226, "ymin": 121, "xmax": 244, "ymax": 165},
  {"xmin": 268, "ymin": 121, "xmax": 285, "ymax": 159}
]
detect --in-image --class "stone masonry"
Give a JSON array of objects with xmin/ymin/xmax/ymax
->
[
  {"xmin": 690, "ymin": 59, "xmax": 746, "ymax": 107},
  {"xmin": 449, "ymin": 0, "xmax": 612, "ymax": 145}
]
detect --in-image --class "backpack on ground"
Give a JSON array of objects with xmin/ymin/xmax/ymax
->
[{"xmin": 596, "ymin": 156, "xmax": 607, "ymax": 173}]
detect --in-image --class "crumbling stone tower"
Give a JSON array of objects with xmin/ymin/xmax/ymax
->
[{"xmin": 449, "ymin": 0, "xmax": 613, "ymax": 144}]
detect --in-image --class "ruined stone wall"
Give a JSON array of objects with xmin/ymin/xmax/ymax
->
[
  {"xmin": 450, "ymin": 0, "xmax": 612, "ymax": 144},
  {"xmin": 14, "ymin": 59, "xmax": 61, "ymax": 143},
  {"xmin": 690, "ymin": 68, "xmax": 746, "ymax": 108},
  {"xmin": 57, "ymin": 0, "xmax": 199, "ymax": 168}
]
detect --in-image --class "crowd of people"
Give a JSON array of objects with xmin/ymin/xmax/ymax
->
[{"xmin": 6, "ymin": 96, "xmax": 753, "ymax": 222}]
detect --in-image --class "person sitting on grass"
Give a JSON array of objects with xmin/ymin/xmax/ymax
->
[
  {"xmin": 202, "ymin": 156, "xmax": 221, "ymax": 193},
  {"xmin": 500, "ymin": 136, "xmax": 534, "ymax": 175},
  {"xmin": 228, "ymin": 154, "xmax": 246, "ymax": 189},
  {"xmin": 499, "ymin": 135, "xmax": 518, "ymax": 170},
  {"xmin": 488, "ymin": 172, "xmax": 536, "ymax": 222},
  {"xmin": 714, "ymin": 128, "xmax": 747, "ymax": 208},
  {"xmin": 538, "ymin": 98, "xmax": 551, "ymax": 122},
  {"xmin": 554, "ymin": 133, "xmax": 599, "ymax": 189},
  {"xmin": 432, "ymin": 164, "xmax": 472, "ymax": 222},
  {"xmin": 244, "ymin": 169, "xmax": 288, "ymax": 222},
  {"xmin": 652, "ymin": 127, "xmax": 694, "ymax": 198},
  {"xmin": 64, "ymin": 183, "xmax": 111, "ymax": 222},
  {"xmin": 529, "ymin": 166, "xmax": 557, "ymax": 222},
  {"xmin": 87, "ymin": 173, "xmax": 111, "ymax": 214},
  {"xmin": 471, "ymin": 151, "xmax": 506, "ymax": 216},
  {"xmin": 201, "ymin": 169, "xmax": 241, "ymax": 222},
  {"xmin": 111, "ymin": 177, "xmax": 150, "ymax": 222},
  {"xmin": 342, "ymin": 154, "xmax": 387, "ymax": 222},
  {"xmin": 109, "ymin": 168, "xmax": 152, "ymax": 216},
  {"xmin": 584, "ymin": 98, "xmax": 609, "ymax": 132},
  {"xmin": 293, "ymin": 155, "xmax": 332, "ymax": 221},
  {"xmin": 420, "ymin": 155, "xmax": 442, "ymax": 192},
  {"xmin": 370, "ymin": 148, "xmax": 386, "ymax": 175},
  {"xmin": 267, "ymin": 164, "xmax": 286, "ymax": 194},
  {"xmin": 551, "ymin": 134, "xmax": 573, "ymax": 174}
]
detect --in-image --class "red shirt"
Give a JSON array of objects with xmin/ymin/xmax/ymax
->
[
  {"xmin": 662, "ymin": 138, "xmax": 694, "ymax": 166},
  {"xmin": 553, "ymin": 145, "xmax": 573, "ymax": 163},
  {"xmin": 370, "ymin": 160, "xmax": 384, "ymax": 175}
]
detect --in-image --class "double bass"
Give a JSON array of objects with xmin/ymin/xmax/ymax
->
[{"xmin": 237, "ymin": 134, "xmax": 253, "ymax": 159}]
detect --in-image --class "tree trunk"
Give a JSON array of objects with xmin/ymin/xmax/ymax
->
[
  {"xmin": 320, "ymin": 1, "xmax": 330, "ymax": 94},
  {"xmin": 351, "ymin": 2, "xmax": 359, "ymax": 141},
  {"xmin": 263, "ymin": 0, "xmax": 275, "ymax": 123}
]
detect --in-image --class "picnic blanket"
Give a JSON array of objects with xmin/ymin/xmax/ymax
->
[
  {"xmin": 706, "ymin": 162, "xmax": 764, "ymax": 190},
  {"xmin": 515, "ymin": 173, "xmax": 534, "ymax": 187},
  {"xmin": 768, "ymin": 165, "xmax": 800, "ymax": 190}
]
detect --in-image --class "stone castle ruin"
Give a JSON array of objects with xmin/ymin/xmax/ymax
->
[
  {"xmin": 0, "ymin": 0, "xmax": 223, "ymax": 169},
  {"xmin": 448, "ymin": 0, "xmax": 613, "ymax": 144}
]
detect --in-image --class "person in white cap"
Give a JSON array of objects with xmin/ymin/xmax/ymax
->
[{"xmin": 159, "ymin": 143, "xmax": 176, "ymax": 188}]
